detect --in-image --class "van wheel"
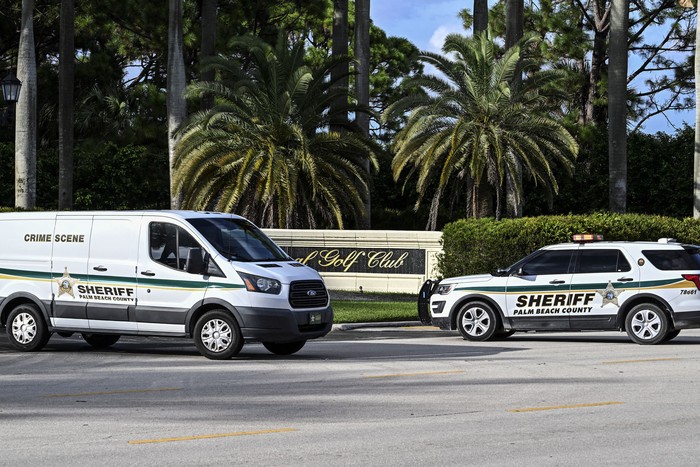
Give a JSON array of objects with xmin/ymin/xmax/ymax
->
[
  {"xmin": 194, "ymin": 310, "xmax": 243, "ymax": 360},
  {"xmin": 81, "ymin": 333, "xmax": 120, "ymax": 349},
  {"xmin": 456, "ymin": 301, "xmax": 498, "ymax": 341},
  {"xmin": 625, "ymin": 303, "xmax": 668, "ymax": 345},
  {"xmin": 7, "ymin": 303, "xmax": 50, "ymax": 352},
  {"xmin": 263, "ymin": 341, "xmax": 306, "ymax": 355}
]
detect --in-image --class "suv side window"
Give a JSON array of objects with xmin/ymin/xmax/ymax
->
[
  {"xmin": 150, "ymin": 222, "xmax": 205, "ymax": 273},
  {"xmin": 577, "ymin": 249, "xmax": 631, "ymax": 273},
  {"xmin": 521, "ymin": 250, "xmax": 574, "ymax": 275},
  {"xmin": 643, "ymin": 248, "xmax": 700, "ymax": 270}
]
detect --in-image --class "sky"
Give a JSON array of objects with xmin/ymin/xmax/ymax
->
[{"xmin": 369, "ymin": 0, "xmax": 694, "ymax": 135}]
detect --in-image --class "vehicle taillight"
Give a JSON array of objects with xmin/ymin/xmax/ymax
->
[{"xmin": 682, "ymin": 274, "xmax": 700, "ymax": 290}]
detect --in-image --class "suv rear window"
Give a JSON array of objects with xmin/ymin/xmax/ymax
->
[{"xmin": 642, "ymin": 247, "xmax": 700, "ymax": 270}]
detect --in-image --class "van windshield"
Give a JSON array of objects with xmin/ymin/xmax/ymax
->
[{"xmin": 187, "ymin": 217, "xmax": 290, "ymax": 262}]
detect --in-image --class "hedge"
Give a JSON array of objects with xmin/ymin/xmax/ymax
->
[{"xmin": 438, "ymin": 213, "xmax": 700, "ymax": 278}]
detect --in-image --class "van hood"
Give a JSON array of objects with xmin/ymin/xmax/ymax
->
[{"xmin": 226, "ymin": 260, "xmax": 323, "ymax": 284}]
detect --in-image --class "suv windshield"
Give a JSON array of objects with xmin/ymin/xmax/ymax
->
[{"xmin": 187, "ymin": 217, "xmax": 290, "ymax": 262}]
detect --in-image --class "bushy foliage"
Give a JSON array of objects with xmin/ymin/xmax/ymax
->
[
  {"xmin": 439, "ymin": 213, "xmax": 700, "ymax": 278},
  {"xmin": 0, "ymin": 142, "xmax": 168, "ymax": 210}
]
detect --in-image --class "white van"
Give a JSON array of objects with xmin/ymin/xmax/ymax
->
[{"xmin": 0, "ymin": 211, "xmax": 333, "ymax": 359}]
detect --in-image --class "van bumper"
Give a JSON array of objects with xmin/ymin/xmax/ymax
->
[{"xmin": 237, "ymin": 305, "xmax": 333, "ymax": 343}]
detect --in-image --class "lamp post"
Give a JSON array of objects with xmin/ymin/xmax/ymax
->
[{"xmin": 1, "ymin": 71, "xmax": 22, "ymax": 127}]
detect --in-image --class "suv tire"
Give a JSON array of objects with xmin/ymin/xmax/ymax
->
[
  {"xmin": 456, "ymin": 301, "xmax": 498, "ymax": 341},
  {"xmin": 625, "ymin": 303, "xmax": 668, "ymax": 345}
]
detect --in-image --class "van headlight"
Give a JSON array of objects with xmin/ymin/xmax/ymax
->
[
  {"xmin": 238, "ymin": 272, "xmax": 282, "ymax": 295},
  {"xmin": 436, "ymin": 284, "xmax": 454, "ymax": 295}
]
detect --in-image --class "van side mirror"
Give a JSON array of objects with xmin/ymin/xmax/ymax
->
[
  {"xmin": 205, "ymin": 252, "xmax": 226, "ymax": 277},
  {"xmin": 185, "ymin": 248, "xmax": 206, "ymax": 275}
]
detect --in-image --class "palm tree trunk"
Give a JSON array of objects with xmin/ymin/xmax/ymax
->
[
  {"xmin": 15, "ymin": 0, "xmax": 37, "ymax": 210},
  {"xmin": 473, "ymin": 0, "xmax": 488, "ymax": 34},
  {"xmin": 355, "ymin": 0, "xmax": 371, "ymax": 228},
  {"xmin": 168, "ymin": 0, "xmax": 187, "ymax": 209},
  {"xmin": 505, "ymin": 0, "xmax": 523, "ymax": 218},
  {"xmin": 330, "ymin": 0, "xmax": 349, "ymax": 133},
  {"xmin": 58, "ymin": 0, "xmax": 74, "ymax": 210},
  {"xmin": 200, "ymin": 0, "xmax": 217, "ymax": 111},
  {"xmin": 693, "ymin": 0, "xmax": 700, "ymax": 218},
  {"xmin": 608, "ymin": 0, "xmax": 628, "ymax": 213}
]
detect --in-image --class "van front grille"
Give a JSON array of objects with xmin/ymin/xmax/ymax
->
[{"xmin": 289, "ymin": 280, "xmax": 328, "ymax": 309}]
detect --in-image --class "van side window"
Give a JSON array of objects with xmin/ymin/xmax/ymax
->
[{"xmin": 150, "ymin": 223, "xmax": 206, "ymax": 274}]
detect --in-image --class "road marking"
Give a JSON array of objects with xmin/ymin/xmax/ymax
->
[
  {"xmin": 365, "ymin": 370, "xmax": 464, "ymax": 379},
  {"xmin": 602, "ymin": 357, "xmax": 680, "ymax": 364},
  {"xmin": 400, "ymin": 326, "xmax": 440, "ymax": 330},
  {"xmin": 45, "ymin": 388, "xmax": 182, "ymax": 398},
  {"xmin": 509, "ymin": 401, "xmax": 624, "ymax": 413},
  {"xmin": 128, "ymin": 428, "xmax": 298, "ymax": 445}
]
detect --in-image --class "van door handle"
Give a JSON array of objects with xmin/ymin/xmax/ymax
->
[
  {"xmin": 549, "ymin": 279, "xmax": 566, "ymax": 285},
  {"xmin": 617, "ymin": 277, "xmax": 634, "ymax": 282},
  {"xmin": 93, "ymin": 266, "xmax": 108, "ymax": 272},
  {"xmin": 140, "ymin": 271, "xmax": 156, "ymax": 277}
]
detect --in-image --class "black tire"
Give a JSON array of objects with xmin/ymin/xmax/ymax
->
[
  {"xmin": 194, "ymin": 310, "xmax": 243, "ymax": 360},
  {"xmin": 625, "ymin": 303, "xmax": 669, "ymax": 345},
  {"xmin": 81, "ymin": 333, "xmax": 120, "ymax": 349},
  {"xmin": 663, "ymin": 329, "xmax": 681, "ymax": 342},
  {"xmin": 263, "ymin": 340, "xmax": 306, "ymax": 355},
  {"xmin": 6, "ymin": 303, "xmax": 50, "ymax": 352},
  {"xmin": 494, "ymin": 330, "xmax": 516, "ymax": 339},
  {"xmin": 456, "ymin": 301, "xmax": 498, "ymax": 341}
]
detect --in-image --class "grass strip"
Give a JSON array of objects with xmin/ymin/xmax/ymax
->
[{"xmin": 331, "ymin": 300, "xmax": 417, "ymax": 323}]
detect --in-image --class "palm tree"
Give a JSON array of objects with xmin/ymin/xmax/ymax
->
[
  {"xmin": 474, "ymin": 0, "xmax": 488, "ymax": 33},
  {"xmin": 354, "ymin": 0, "xmax": 371, "ymax": 228},
  {"xmin": 167, "ymin": 0, "xmax": 187, "ymax": 209},
  {"xmin": 173, "ymin": 36, "xmax": 377, "ymax": 229},
  {"xmin": 608, "ymin": 0, "xmax": 629, "ymax": 213},
  {"xmin": 15, "ymin": 0, "xmax": 37, "ymax": 209},
  {"xmin": 386, "ymin": 33, "xmax": 578, "ymax": 230},
  {"xmin": 330, "ymin": 0, "xmax": 349, "ymax": 133},
  {"xmin": 58, "ymin": 0, "xmax": 74, "ymax": 210}
]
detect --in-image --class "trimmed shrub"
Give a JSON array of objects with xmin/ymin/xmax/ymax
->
[{"xmin": 438, "ymin": 213, "xmax": 700, "ymax": 278}]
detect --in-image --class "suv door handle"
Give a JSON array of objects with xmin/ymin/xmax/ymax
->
[
  {"xmin": 549, "ymin": 279, "xmax": 566, "ymax": 285},
  {"xmin": 140, "ymin": 271, "xmax": 156, "ymax": 277},
  {"xmin": 617, "ymin": 277, "xmax": 634, "ymax": 282},
  {"xmin": 93, "ymin": 266, "xmax": 108, "ymax": 272}
]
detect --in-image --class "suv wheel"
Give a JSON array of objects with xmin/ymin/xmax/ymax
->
[
  {"xmin": 456, "ymin": 301, "xmax": 498, "ymax": 341},
  {"xmin": 625, "ymin": 303, "xmax": 668, "ymax": 345}
]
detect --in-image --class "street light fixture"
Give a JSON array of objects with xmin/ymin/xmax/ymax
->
[{"xmin": 1, "ymin": 70, "xmax": 21, "ymax": 127}]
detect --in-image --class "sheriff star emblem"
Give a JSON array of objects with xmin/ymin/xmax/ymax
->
[
  {"xmin": 596, "ymin": 280, "xmax": 623, "ymax": 307},
  {"xmin": 55, "ymin": 267, "xmax": 78, "ymax": 298}
]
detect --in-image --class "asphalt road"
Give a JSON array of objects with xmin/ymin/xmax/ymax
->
[{"xmin": 2, "ymin": 326, "xmax": 700, "ymax": 466}]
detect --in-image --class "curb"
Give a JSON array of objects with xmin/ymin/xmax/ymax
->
[{"xmin": 332, "ymin": 321, "xmax": 424, "ymax": 331}]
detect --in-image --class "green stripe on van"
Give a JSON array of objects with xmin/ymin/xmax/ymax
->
[{"xmin": 0, "ymin": 267, "xmax": 244, "ymax": 291}]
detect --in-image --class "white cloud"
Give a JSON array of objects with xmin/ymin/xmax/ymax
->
[{"xmin": 428, "ymin": 24, "xmax": 464, "ymax": 53}]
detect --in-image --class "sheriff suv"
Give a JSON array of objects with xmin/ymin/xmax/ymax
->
[{"xmin": 418, "ymin": 235, "xmax": 700, "ymax": 345}]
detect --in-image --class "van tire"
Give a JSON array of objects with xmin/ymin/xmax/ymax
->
[
  {"xmin": 194, "ymin": 310, "xmax": 243, "ymax": 360},
  {"xmin": 263, "ymin": 340, "xmax": 306, "ymax": 355},
  {"xmin": 625, "ymin": 303, "xmax": 668, "ymax": 345},
  {"xmin": 82, "ymin": 333, "xmax": 120, "ymax": 349},
  {"xmin": 7, "ymin": 303, "xmax": 50, "ymax": 352}
]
